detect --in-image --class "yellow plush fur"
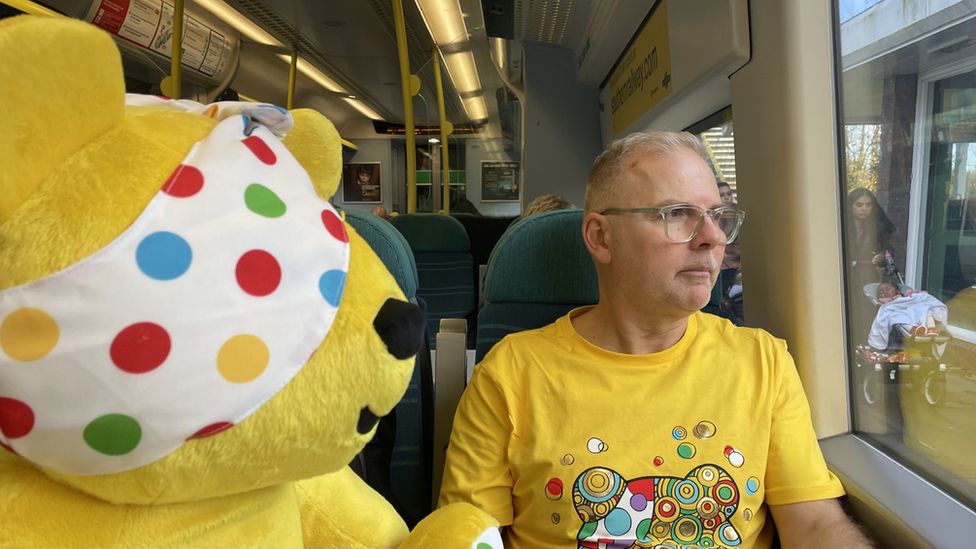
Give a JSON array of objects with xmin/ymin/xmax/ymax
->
[{"xmin": 0, "ymin": 16, "xmax": 496, "ymax": 548}]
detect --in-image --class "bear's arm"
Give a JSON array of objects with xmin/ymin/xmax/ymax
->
[{"xmin": 295, "ymin": 467, "xmax": 409, "ymax": 548}]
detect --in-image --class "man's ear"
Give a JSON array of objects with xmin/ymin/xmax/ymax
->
[{"xmin": 582, "ymin": 212, "xmax": 612, "ymax": 265}]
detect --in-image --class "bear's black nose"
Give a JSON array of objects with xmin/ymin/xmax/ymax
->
[
  {"xmin": 357, "ymin": 407, "xmax": 379, "ymax": 434},
  {"xmin": 372, "ymin": 298, "xmax": 424, "ymax": 359}
]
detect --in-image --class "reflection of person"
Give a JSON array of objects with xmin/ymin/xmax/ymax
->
[
  {"xmin": 439, "ymin": 132, "xmax": 870, "ymax": 547},
  {"xmin": 717, "ymin": 182, "xmax": 741, "ymax": 292},
  {"xmin": 846, "ymin": 188, "xmax": 896, "ymax": 336},
  {"xmin": 522, "ymin": 194, "xmax": 573, "ymax": 217},
  {"xmin": 868, "ymin": 283, "xmax": 947, "ymax": 349}
]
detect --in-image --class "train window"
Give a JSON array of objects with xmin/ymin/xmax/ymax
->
[
  {"xmin": 688, "ymin": 109, "xmax": 743, "ymax": 324},
  {"xmin": 835, "ymin": 0, "xmax": 976, "ymax": 507}
]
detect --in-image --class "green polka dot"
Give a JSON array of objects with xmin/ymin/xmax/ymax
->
[
  {"xmin": 677, "ymin": 442, "xmax": 697, "ymax": 459},
  {"xmin": 718, "ymin": 485, "xmax": 733, "ymax": 500},
  {"xmin": 83, "ymin": 414, "xmax": 142, "ymax": 456},
  {"xmin": 578, "ymin": 521, "xmax": 598, "ymax": 539},
  {"xmin": 245, "ymin": 183, "xmax": 287, "ymax": 218},
  {"xmin": 476, "ymin": 544, "xmax": 493, "ymax": 549}
]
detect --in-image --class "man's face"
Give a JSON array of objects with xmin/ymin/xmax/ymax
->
[
  {"xmin": 719, "ymin": 185, "xmax": 733, "ymax": 205},
  {"xmin": 357, "ymin": 172, "xmax": 371, "ymax": 184},
  {"xmin": 603, "ymin": 148, "xmax": 725, "ymax": 316}
]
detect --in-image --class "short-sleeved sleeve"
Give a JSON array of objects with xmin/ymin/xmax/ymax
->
[
  {"xmin": 763, "ymin": 338, "xmax": 846, "ymax": 505},
  {"xmin": 437, "ymin": 345, "xmax": 516, "ymax": 525}
]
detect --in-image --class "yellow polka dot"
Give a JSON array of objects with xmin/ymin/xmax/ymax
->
[
  {"xmin": 1, "ymin": 308, "xmax": 59, "ymax": 361},
  {"xmin": 217, "ymin": 335, "xmax": 269, "ymax": 383}
]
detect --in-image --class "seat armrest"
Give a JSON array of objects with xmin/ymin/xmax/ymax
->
[{"xmin": 431, "ymin": 317, "xmax": 467, "ymax": 506}]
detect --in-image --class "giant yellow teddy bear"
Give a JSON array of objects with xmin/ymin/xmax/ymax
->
[{"xmin": 0, "ymin": 15, "xmax": 499, "ymax": 548}]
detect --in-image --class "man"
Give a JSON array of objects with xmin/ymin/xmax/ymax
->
[{"xmin": 439, "ymin": 132, "xmax": 872, "ymax": 548}]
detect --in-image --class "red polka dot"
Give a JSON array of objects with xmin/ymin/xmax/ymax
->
[
  {"xmin": 242, "ymin": 136, "xmax": 277, "ymax": 165},
  {"xmin": 110, "ymin": 322, "xmax": 172, "ymax": 374},
  {"xmin": 188, "ymin": 421, "xmax": 234, "ymax": 439},
  {"xmin": 653, "ymin": 456, "xmax": 664, "ymax": 467},
  {"xmin": 724, "ymin": 445, "xmax": 734, "ymax": 456},
  {"xmin": 236, "ymin": 250, "xmax": 282, "ymax": 296},
  {"xmin": 0, "ymin": 397, "xmax": 35, "ymax": 439},
  {"xmin": 545, "ymin": 477, "xmax": 563, "ymax": 498},
  {"xmin": 321, "ymin": 210, "xmax": 348, "ymax": 242},
  {"xmin": 161, "ymin": 165, "xmax": 204, "ymax": 197}
]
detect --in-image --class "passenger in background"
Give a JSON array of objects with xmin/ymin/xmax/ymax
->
[
  {"xmin": 846, "ymin": 187, "xmax": 896, "ymax": 337},
  {"xmin": 868, "ymin": 282, "xmax": 948, "ymax": 350},
  {"xmin": 448, "ymin": 188, "xmax": 483, "ymax": 215},
  {"xmin": 718, "ymin": 181, "xmax": 743, "ymax": 324},
  {"xmin": 440, "ymin": 131, "xmax": 872, "ymax": 548},
  {"xmin": 371, "ymin": 205, "xmax": 389, "ymax": 219},
  {"xmin": 522, "ymin": 193, "xmax": 573, "ymax": 217}
]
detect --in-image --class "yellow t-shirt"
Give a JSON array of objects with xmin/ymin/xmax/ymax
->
[{"xmin": 439, "ymin": 308, "xmax": 844, "ymax": 548}]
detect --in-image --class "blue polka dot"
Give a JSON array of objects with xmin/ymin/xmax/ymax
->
[
  {"xmin": 746, "ymin": 477, "xmax": 759, "ymax": 495},
  {"xmin": 136, "ymin": 231, "xmax": 192, "ymax": 280},
  {"xmin": 604, "ymin": 508, "xmax": 632, "ymax": 536},
  {"xmin": 319, "ymin": 270, "xmax": 346, "ymax": 307}
]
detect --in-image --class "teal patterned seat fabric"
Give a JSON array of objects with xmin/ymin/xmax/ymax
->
[
  {"xmin": 477, "ymin": 210, "xmax": 598, "ymax": 361},
  {"xmin": 344, "ymin": 210, "xmax": 418, "ymax": 299},
  {"xmin": 390, "ymin": 213, "xmax": 476, "ymax": 350},
  {"xmin": 344, "ymin": 210, "xmax": 432, "ymax": 526}
]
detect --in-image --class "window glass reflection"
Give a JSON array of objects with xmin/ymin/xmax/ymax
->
[{"xmin": 837, "ymin": 0, "xmax": 976, "ymax": 507}]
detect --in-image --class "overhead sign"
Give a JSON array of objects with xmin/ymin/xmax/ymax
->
[
  {"xmin": 88, "ymin": 0, "xmax": 231, "ymax": 77},
  {"xmin": 608, "ymin": 0, "xmax": 672, "ymax": 134}
]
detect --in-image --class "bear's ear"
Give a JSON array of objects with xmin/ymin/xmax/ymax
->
[
  {"xmin": 0, "ymin": 16, "xmax": 125, "ymax": 224},
  {"xmin": 283, "ymin": 109, "xmax": 342, "ymax": 201}
]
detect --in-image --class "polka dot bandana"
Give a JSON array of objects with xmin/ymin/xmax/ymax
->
[{"xmin": 0, "ymin": 100, "xmax": 350, "ymax": 475}]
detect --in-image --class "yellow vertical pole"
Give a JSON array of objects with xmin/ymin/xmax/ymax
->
[
  {"xmin": 392, "ymin": 0, "xmax": 417, "ymax": 213},
  {"xmin": 287, "ymin": 49, "xmax": 298, "ymax": 109},
  {"xmin": 170, "ymin": 0, "xmax": 184, "ymax": 98},
  {"xmin": 432, "ymin": 48, "xmax": 451, "ymax": 214}
]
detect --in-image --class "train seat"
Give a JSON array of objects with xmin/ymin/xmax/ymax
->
[
  {"xmin": 450, "ymin": 213, "xmax": 519, "ymax": 304},
  {"xmin": 390, "ymin": 213, "xmax": 476, "ymax": 350},
  {"xmin": 476, "ymin": 209, "xmax": 598, "ymax": 362},
  {"xmin": 344, "ymin": 210, "xmax": 432, "ymax": 526}
]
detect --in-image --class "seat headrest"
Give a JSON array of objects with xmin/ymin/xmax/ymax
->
[
  {"xmin": 345, "ymin": 210, "xmax": 419, "ymax": 299},
  {"xmin": 484, "ymin": 209, "xmax": 598, "ymax": 304},
  {"xmin": 390, "ymin": 213, "xmax": 470, "ymax": 252}
]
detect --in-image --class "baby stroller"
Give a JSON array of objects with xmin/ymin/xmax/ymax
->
[{"xmin": 854, "ymin": 278, "xmax": 950, "ymax": 408}]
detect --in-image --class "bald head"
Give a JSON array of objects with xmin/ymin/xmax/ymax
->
[{"xmin": 584, "ymin": 131, "xmax": 709, "ymax": 214}]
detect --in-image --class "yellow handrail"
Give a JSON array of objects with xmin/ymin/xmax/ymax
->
[
  {"xmin": 169, "ymin": 0, "xmax": 184, "ymax": 99},
  {"xmin": 432, "ymin": 47, "xmax": 450, "ymax": 214},
  {"xmin": 287, "ymin": 49, "xmax": 297, "ymax": 109},
  {"xmin": 392, "ymin": 0, "xmax": 416, "ymax": 213},
  {"xmin": 0, "ymin": 0, "xmax": 61, "ymax": 17}
]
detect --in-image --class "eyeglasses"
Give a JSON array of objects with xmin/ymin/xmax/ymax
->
[{"xmin": 598, "ymin": 204, "xmax": 746, "ymax": 244}]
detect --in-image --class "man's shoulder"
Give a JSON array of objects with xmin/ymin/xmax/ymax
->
[
  {"xmin": 695, "ymin": 312, "xmax": 786, "ymax": 350},
  {"xmin": 490, "ymin": 318, "xmax": 563, "ymax": 352}
]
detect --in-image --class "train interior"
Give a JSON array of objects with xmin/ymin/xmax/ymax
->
[{"xmin": 2, "ymin": 0, "xmax": 976, "ymax": 545}]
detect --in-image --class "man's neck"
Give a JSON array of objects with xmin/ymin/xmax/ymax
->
[{"xmin": 571, "ymin": 302, "xmax": 690, "ymax": 355}]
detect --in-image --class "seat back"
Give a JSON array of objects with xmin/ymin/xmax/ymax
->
[
  {"xmin": 390, "ymin": 213, "xmax": 476, "ymax": 349},
  {"xmin": 477, "ymin": 209, "xmax": 598, "ymax": 361},
  {"xmin": 344, "ymin": 210, "xmax": 432, "ymax": 526}
]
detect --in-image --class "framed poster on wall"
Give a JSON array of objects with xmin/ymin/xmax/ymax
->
[
  {"xmin": 342, "ymin": 162, "xmax": 382, "ymax": 203},
  {"xmin": 481, "ymin": 161, "xmax": 520, "ymax": 202}
]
